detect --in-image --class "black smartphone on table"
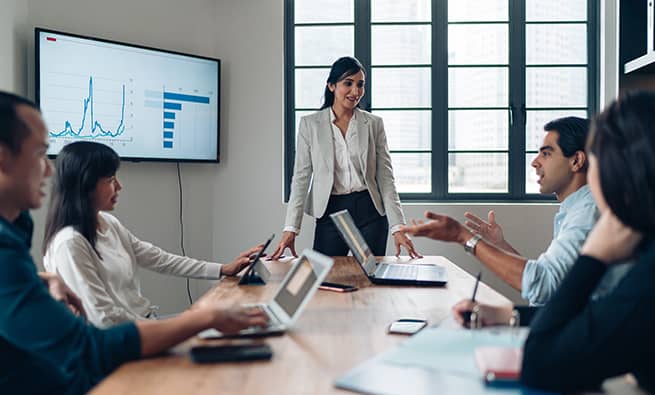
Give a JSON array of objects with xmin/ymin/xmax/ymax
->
[
  {"xmin": 190, "ymin": 344, "xmax": 273, "ymax": 363},
  {"xmin": 319, "ymin": 282, "xmax": 358, "ymax": 292}
]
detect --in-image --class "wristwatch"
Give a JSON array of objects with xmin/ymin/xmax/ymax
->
[{"xmin": 464, "ymin": 234, "xmax": 483, "ymax": 255}]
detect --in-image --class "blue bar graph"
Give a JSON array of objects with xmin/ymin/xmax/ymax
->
[
  {"xmin": 161, "ymin": 89, "xmax": 211, "ymax": 150},
  {"xmin": 163, "ymin": 92, "xmax": 210, "ymax": 104},
  {"xmin": 163, "ymin": 102, "xmax": 182, "ymax": 110}
]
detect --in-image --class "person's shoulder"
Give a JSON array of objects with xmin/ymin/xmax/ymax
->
[
  {"xmin": 47, "ymin": 226, "xmax": 90, "ymax": 254},
  {"xmin": 50, "ymin": 226, "xmax": 83, "ymax": 244},
  {"xmin": 302, "ymin": 109, "xmax": 329, "ymax": 123},
  {"xmin": 355, "ymin": 108, "xmax": 382, "ymax": 123},
  {"xmin": 98, "ymin": 211, "xmax": 123, "ymax": 228}
]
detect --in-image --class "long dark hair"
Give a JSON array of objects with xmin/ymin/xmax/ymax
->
[
  {"xmin": 588, "ymin": 90, "xmax": 655, "ymax": 236},
  {"xmin": 319, "ymin": 56, "xmax": 365, "ymax": 110},
  {"xmin": 43, "ymin": 142, "xmax": 121, "ymax": 257}
]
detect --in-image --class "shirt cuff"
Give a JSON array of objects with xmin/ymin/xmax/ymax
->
[
  {"xmin": 521, "ymin": 259, "xmax": 544, "ymax": 306},
  {"xmin": 283, "ymin": 226, "xmax": 299, "ymax": 234},
  {"xmin": 390, "ymin": 224, "xmax": 404, "ymax": 235},
  {"xmin": 203, "ymin": 262, "xmax": 222, "ymax": 279}
]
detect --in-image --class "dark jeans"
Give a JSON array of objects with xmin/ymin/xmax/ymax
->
[{"xmin": 313, "ymin": 190, "xmax": 389, "ymax": 256}]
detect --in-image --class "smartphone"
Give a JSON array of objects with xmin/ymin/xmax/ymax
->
[
  {"xmin": 387, "ymin": 318, "xmax": 427, "ymax": 335},
  {"xmin": 319, "ymin": 281, "xmax": 358, "ymax": 292},
  {"xmin": 190, "ymin": 344, "xmax": 273, "ymax": 363}
]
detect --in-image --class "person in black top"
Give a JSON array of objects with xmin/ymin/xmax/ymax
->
[
  {"xmin": 445, "ymin": 91, "xmax": 655, "ymax": 393},
  {"xmin": 0, "ymin": 91, "xmax": 269, "ymax": 395}
]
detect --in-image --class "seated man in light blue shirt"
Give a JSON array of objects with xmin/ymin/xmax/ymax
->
[{"xmin": 401, "ymin": 117, "xmax": 598, "ymax": 306}]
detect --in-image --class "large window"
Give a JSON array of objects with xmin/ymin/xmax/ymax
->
[{"xmin": 284, "ymin": 0, "xmax": 598, "ymax": 201}]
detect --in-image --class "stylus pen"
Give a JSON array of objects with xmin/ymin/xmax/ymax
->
[
  {"xmin": 471, "ymin": 271, "xmax": 482, "ymax": 303},
  {"xmin": 462, "ymin": 272, "xmax": 482, "ymax": 326}
]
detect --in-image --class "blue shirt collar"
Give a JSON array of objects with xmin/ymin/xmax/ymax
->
[{"xmin": 559, "ymin": 184, "xmax": 592, "ymax": 213}]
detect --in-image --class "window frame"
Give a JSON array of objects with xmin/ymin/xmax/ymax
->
[{"xmin": 284, "ymin": 0, "xmax": 599, "ymax": 203}]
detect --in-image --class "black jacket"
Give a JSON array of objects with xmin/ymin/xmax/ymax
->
[{"xmin": 521, "ymin": 241, "xmax": 655, "ymax": 393}]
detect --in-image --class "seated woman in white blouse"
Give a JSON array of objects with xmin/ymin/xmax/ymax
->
[{"xmin": 43, "ymin": 142, "xmax": 261, "ymax": 328}]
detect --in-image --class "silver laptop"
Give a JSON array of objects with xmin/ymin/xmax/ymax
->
[
  {"xmin": 329, "ymin": 209, "xmax": 447, "ymax": 286},
  {"xmin": 199, "ymin": 249, "xmax": 333, "ymax": 338}
]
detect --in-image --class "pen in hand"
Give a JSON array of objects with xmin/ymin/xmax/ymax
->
[{"xmin": 462, "ymin": 271, "xmax": 482, "ymax": 326}]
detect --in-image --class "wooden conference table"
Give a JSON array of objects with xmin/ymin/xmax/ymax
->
[{"xmin": 90, "ymin": 256, "xmax": 645, "ymax": 395}]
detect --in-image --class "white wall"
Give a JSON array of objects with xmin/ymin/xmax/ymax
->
[
  {"xmin": 0, "ymin": 0, "xmax": 27, "ymax": 92},
  {"xmin": 2, "ymin": 0, "xmax": 612, "ymax": 313}
]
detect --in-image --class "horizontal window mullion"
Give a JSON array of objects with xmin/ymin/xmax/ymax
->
[
  {"xmin": 390, "ymin": 150, "xmax": 432, "ymax": 154},
  {"xmin": 526, "ymin": 64, "xmax": 587, "ymax": 68},
  {"xmin": 525, "ymin": 21, "xmax": 587, "ymax": 25},
  {"xmin": 448, "ymin": 64, "xmax": 508, "ymax": 68},
  {"xmin": 448, "ymin": 106, "xmax": 508, "ymax": 110},
  {"xmin": 294, "ymin": 108, "xmax": 320, "ymax": 112},
  {"xmin": 525, "ymin": 107, "xmax": 588, "ymax": 111},
  {"xmin": 371, "ymin": 21, "xmax": 431, "ymax": 26},
  {"xmin": 294, "ymin": 22, "xmax": 354, "ymax": 27},
  {"xmin": 447, "ymin": 21, "xmax": 508, "ymax": 25},
  {"xmin": 448, "ymin": 150, "xmax": 508, "ymax": 154},
  {"xmin": 371, "ymin": 64, "xmax": 432, "ymax": 68}
]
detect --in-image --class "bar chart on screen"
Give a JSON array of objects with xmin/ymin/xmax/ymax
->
[{"xmin": 37, "ymin": 29, "xmax": 219, "ymax": 161}]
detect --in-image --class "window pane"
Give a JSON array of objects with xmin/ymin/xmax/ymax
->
[
  {"xmin": 294, "ymin": 110, "xmax": 315, "ymax": 143},
  {"xmin": 526, "ymin": 67, "xmax": 587, "ymax": 108},
  {"xmin": 448, "ymin": 110, "xmax": 508, "ymax": 150},
  {"xmin": 295, "ymin": 26, "xmax": 353, "ymax": 66},
  {"xmin": 526, "ymin": 0, "xmax": 587, "ymax": 22},
  {"xmin": 448, "ymin": 0, "xmax": 508, "ymax": 22},
  {"xmin": 295, "ymin": 0, "xmax": 354, "ymax": 23},
  {"xmin": 295, "ymin": 68, "xmax": 330, "ymax": 108},
  {"xmin": 526, "ymin": 109, "xmax": 588, "ymax": 151},
  {"xmin": 391, "ymin": 153, "xmax": 431, "ymax": 193},
  {"xmin": 448, "ymin": 153, "xmax": 508, "ymax": 193},
  {"xmin": 372, "ymin": 25, "xmax": 431, "ymax": 65},
  {"xmin": 374, "ymin": 110, "xmax": 431, "ymax": 151},
  {"xmin": 449, "ymin": 68, "xmax": 508, "ymax": 107},
  {"xmin": 526, "ymin": 24, "xmax": 586, "ymax": 65},
  {"xmin": 448, "ymin": 24, "xmax": 508, "ymax": 65},
  {"xmin": 372, "ymin": 0, "xmax": 430, "ymax": 22},
  {"xmin": 525, "ymin": 153, "xmax": 540, "ymax": 194},
  {"xmin": 372, "ymin": 67, "xmax": 431, "ymax": 108}
]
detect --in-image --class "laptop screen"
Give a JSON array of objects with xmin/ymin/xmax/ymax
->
[
  {"xmin": 329, "ymin": 210, "xmax": 377, "ymax": 274},
  {"xmin": 273, "ymin": 256, "xmax": 318, "ymax": 317}
]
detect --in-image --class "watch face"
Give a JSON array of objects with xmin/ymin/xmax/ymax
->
[{"xmin": 465, "ymin": 235, "xmax": 481, "ymax": 254}]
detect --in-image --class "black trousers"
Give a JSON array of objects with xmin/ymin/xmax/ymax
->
[{"xmin": 313, "ymin": 190, "xmax": 389, "ymax": 257}]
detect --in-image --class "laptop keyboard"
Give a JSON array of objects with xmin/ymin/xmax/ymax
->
[{"xmin": 377, "ymin": 263, "xmax": 418, "ymax": 280}]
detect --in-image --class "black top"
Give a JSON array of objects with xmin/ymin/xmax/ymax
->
[
  {"xmin": 520, "ymin": 241, "xmax": 655, "ymax": 393},
  {"xmin": 0, "ymin": 212, "xmax": 141, "ymax": 395}
]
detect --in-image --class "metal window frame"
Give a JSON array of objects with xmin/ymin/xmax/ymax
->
[{"xmin": 284, "ymin": 0, "xmax": 598, "ymax": 203}]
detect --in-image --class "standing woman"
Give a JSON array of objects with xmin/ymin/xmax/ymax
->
[
  {"xmin": 43, "ymin": 141, "xmax": 262, "ymax": 328},
  {"xmin": 271, "ymin": 56, "xmax": 420, "ymax": 259}
]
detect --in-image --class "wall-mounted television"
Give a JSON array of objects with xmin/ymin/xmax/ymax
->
[{"xmin": 36, "ymin": 28, "xmax": 220, "ymax": 162}]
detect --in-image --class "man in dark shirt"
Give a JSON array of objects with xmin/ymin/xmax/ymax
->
[{"xmin": 0, "ymin": 92, "xmax": 268, "ymax": 394}]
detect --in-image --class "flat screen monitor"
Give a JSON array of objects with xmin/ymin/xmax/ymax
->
[{"xmin": 35, "ymin": 28, "xmax": 220, "ymax": 162}]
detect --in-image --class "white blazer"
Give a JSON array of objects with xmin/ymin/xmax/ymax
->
[{"xmin": 284, "ymin": 107, "xmax": 406, "ymax": 232}]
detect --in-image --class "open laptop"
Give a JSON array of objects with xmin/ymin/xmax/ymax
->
[
  {"xmin": 199, "ymin": 249, "xmax": 334, "ymax": 339},
  {"xmin": 330, "ymin": 209, "xmax": 447, "ymax": 286}
]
